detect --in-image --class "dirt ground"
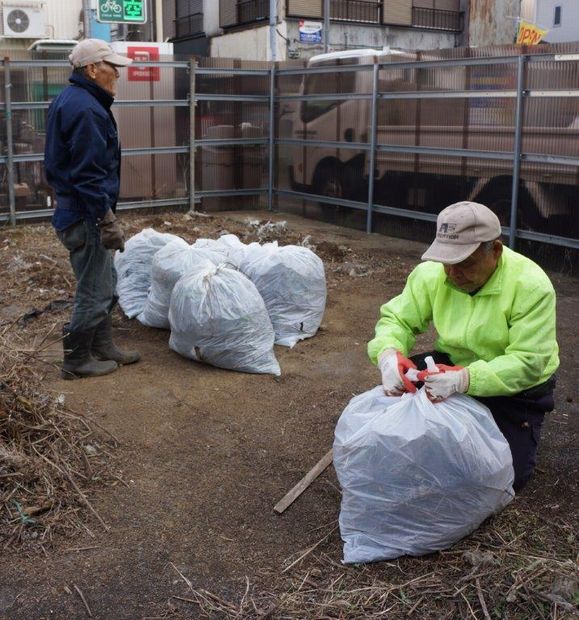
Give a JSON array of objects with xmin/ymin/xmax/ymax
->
[{"xmin": 0, "ymin": 209, "xmax": 577, "ymax": 619}]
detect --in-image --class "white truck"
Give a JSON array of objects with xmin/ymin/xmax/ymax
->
[{"xmin": 289, "ymin": 47, "xmax": 579, "ymax": 238}]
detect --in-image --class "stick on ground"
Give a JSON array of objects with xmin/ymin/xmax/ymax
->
[{"xmin": 273, "ymin": 449, "xmax": 333, "ymax": 514}]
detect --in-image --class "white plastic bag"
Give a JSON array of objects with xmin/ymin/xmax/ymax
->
[
  {"xmin": 192, "ymin": 234, "xmax": 247, "ymax": 269},
  {"xmin": 240, "ymin": 244, "xmax": 326, "ymax": 347},
  {"xmin": 114, "ymin": 228, "xmax": 182, "ymax": 319},
  {"xmin": 334, "ymin": 387, "xmax": 514, "ymax": 564},
  {"xmin": 138, "ymin": 241, "xmax": 224, "ymax": 329},
  {"xmin": 168, "ymin": 264, "xmax": 280, "ymax": 375}
]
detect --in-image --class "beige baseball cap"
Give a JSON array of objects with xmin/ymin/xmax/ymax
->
[
  {"xmin": 421, "ymin": 201, "xmax": 502, "ymax": 264},
  {"xmin": 69, "ymin": 39, "xmax": 132, "ymax": 68}
]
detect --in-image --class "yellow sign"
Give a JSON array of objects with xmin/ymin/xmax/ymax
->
[{"xmin": 516, "ymin": 20, "xmax": 548, "ymax": 45}]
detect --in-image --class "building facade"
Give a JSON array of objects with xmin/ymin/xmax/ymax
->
[
  {"xmin": 0, "ymin": 0, "xmax": 160, "ymax": 51},
  {"xmin": 164, "ymin": 0, "xmax": 466, "ymax": 61},
  {"xmin": 465, "ymin": 0, "xmax": 521, "ymax": 47},
  {"xmin": 521, "ymin": 0, "xmax": 579, "ymax": 43}
]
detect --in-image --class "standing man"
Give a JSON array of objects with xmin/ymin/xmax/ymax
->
[
  {"xmin": 45, "ymin": 39, "xmax": 140, "ymax": 379},
  {"xmin": 368, "ymin": 201, "xmax": 559, "ymax": 491}
]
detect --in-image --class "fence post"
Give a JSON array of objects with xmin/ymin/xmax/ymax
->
[
  {"xmin": 509, "ymin": 54, "xmax": 526, "ymax": 249},
  {"xmin": 3, "ymin": 58, "xmax": 16, "ymax": 226},
  {"xmin": 366, "ymin": 60, "xmax": 379, "ymax": 234},
  {"xmin": 268, "ymin": 63, "xmax": 275, "ymax": 211},
  {"xmin": 324, "ymin": 0, "xmax": 330, "ymax": 53},
  {"xmin": 189, "ymin": 58, "xmax": 197, "ymax": 213}
]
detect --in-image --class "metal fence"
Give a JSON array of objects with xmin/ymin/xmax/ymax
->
[{"xmin": 1, "ymin": 44, "xmax": 578, "ymax": 267}]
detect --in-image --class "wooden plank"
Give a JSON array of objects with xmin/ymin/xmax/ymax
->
[{"xmin": 273, "ymin": 449, "xmax": 334, "ymax": 514}]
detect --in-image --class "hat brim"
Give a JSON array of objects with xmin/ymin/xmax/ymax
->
[
  {"xmin": 421, "ymin": 240, "xmax": 481, "ymax": 265},
  {"xmin": 103, "ymin": 52, "xmax": 132, "ymax": 67}
]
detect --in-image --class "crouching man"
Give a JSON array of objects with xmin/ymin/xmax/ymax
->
[
  {"xmin": 368, "ymin": 201, "xmax": 559, "ymax": 491},
  {"xmin": 44, "ymin": 39, "xmax": 140, "ymax": 379}
]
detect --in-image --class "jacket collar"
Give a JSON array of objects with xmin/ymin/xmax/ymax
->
[
  {"xmin": 69, "ymin": 72, "xmax": 114, "ymax": 110},
  {"xmin": 443, "ymin": 252, "xmax": 505, "ymax": 297}
]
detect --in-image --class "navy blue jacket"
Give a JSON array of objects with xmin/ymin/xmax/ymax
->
[{"xmin": 45, "ymin": 73, "xmax": 121, "ymax": 231}]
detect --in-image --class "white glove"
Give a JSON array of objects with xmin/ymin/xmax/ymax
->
[
  {"xmin": 378, "ymin": 348, "xmax": 417, "ymax": 396},
  {"xmin": 419, "ymin": 364, "xmax": 469, "ymax": 402}
]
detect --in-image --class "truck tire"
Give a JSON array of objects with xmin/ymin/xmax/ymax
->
[
  {"xmin": 313, "ymin": 161, "xmax": 345, "ymax": 200},
  {"xmin": 475, "ymin": 181, "xmax": 540, "ymax": 231}
]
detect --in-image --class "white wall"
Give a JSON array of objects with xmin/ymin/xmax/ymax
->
[
  {"xmin": 210, "ymin": 22, "xmax": 287, "ymax": 60},
  {"xmin": 537, "ymin": 0, "xmax": 579, "ymax": 42},
  {"xmin": 204, "ymin": 0, "xmax": 220, "ymax": 37},
  {"xmin": 468, "ymin": 0, "xmax": 520, "ymax": 46},
  {"xmin": 0, "ymin": 0, "xmax": 81, "ymax": 47},
  {"xmin": 211, "ymin": 20, "xmax": 455, "ymax": 61},
  {"xmin": 46, "ymin": 0, "xmax": 82, "ymax": 39},
  {"xmin": 286, "ymin": 21, "xmax": 456, "ymax": 60}
]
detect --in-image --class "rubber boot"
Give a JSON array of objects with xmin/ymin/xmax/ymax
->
[
  {"xmin": 62, "ymin": 324, "xmax": 118, "ymax": 380},
  {"xmin": 92, "ymin": 314, "xmax": 140, "ymax": 365}
]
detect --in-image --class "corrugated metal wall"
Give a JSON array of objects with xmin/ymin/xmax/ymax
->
[{"xmin": 45, "ymin": 0, "xmax": 82, "ymax": 39}]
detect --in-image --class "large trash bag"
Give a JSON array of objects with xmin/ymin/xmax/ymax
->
[
  {"xmin": 168, "ymin": 264, "xmax": 280, "ymax": 375},
  {"xmin": 138, "ymin": 241, "xmax": 224, "ymax": 329},
  {"xmin": 192, "ymin": 234, "xmax": 247, "ymax": 269},
  {"xmin": 333, "ymin": 387, "xmax": 514, "ymax": 564},
  {"xmin": 114, "ymin": 228, "xmax": 182, "ymax": 319},
  {"xmin": 240, "ymin": 244, "xmax": 326, "ymax": 347}
]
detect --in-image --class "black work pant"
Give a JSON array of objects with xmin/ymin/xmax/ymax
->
[{"xmin": 410, "ymin": 351, "xmax": 555, "ymax": 493}]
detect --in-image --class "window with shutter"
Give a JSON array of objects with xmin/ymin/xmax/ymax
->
[
  {"xmin": 287, "ymin": 0, "xmax": 323, "ymax": 18},
  {"xmin": 220, "ymin": 0, "xmax": 237, "ymax": 27},
  {"xmin": 175, "ymin": 0, "xmax": 204, "ymax": 37},
  {"xmin": 382, "ymin": 0, "xmax": 412, "ymax": 25}
]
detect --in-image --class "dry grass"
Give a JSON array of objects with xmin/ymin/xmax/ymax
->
[
  {"xmin": 169, "ymin": 501, "xmax": 578, "ymax": 619},
  {"xmin": 0, "ymin": 322, "xmax": 118, "ymax": 550}
]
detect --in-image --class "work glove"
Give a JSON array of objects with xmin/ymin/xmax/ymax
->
[
  {"xmin": 418, "ymin": 364, "xmax": 469, "ymax": 403},
  {"xmin": 98, "ymin": 209, "xmax": 125, "ymax": 252},
  {"xmin": 378, "ymin": 348, "xmax": 417, "ymax": 396}
]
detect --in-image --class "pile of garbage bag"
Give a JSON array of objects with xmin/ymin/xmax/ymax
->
[
  {"xmin": 115, "ymin": 229, "xmax": 326, "ymax": 374},
  {"xmin": 333, "ymin": 386, "xmax": 514, "ymax": 564}
]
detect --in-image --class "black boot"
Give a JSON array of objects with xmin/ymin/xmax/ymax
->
[
  {"xmin": 62, "ymin": 324, "xmax": 118, "ymax": 380},
  {"xmin": 92, "ymin": 315, "xmax": 140, "ymax": 365}
]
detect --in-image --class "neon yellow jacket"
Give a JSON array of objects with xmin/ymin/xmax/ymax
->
[{"xmin": 368, "ymin": 247, "xmax": 559, "ymax": 397}]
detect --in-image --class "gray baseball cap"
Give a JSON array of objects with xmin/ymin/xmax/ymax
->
[
  {"xmin": 421, "ymin": 201, "xmax": 502, "ymax": 264},
  {"xmin": 69, "ymin": 39, "xmax": 132, "ymax": 68}
]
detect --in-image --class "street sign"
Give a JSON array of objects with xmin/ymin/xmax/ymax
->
[
  {"xmin": 299, "ymin": 20, "xmax": 322, "ymax": 44},
  {"xmin": 128, "ymin": 46, "xmax": 160, "ymax": 82},
  {"xmin": 97, "ymin": 0, "xmax": 146, "ymax": 24}
]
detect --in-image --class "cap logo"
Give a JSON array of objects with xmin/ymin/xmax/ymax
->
[{"xmin": 438, "ymin": 222, "xmax": 459, "ymax": 240}]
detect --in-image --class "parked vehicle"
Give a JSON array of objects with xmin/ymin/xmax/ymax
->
[{"xmin": 289, "ymin": 47, "xmax": 579, "ymax": 239}]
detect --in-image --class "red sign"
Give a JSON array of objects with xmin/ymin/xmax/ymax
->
[{"xmin": 128, "ymin": 46, "xmax": 160, "ymax": 82}]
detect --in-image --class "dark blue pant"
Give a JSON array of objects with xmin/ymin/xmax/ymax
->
[
  {"xmin": 410, "ymin": 351, "xmax": 555, "ymax": 492},
  {"xmin": 57, "ymin": 220, "xmax": 117, "ymax": 332}
]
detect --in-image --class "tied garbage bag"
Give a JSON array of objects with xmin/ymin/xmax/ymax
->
[
  {"xmin": 333, "ymin": 387, "xmax": 514, "ymax": 564},
  {"xmin": 168, "ymin": 264, "xmax": 280, "ymax": 375},
  {"xmin": 192, "ymin": 234, "xmax": 247, "ymax": 269},
  {"xmin": 138, "ymin": 240, "xmax": 225, "ymax": 329},
  {"xmin": 115, "ymin": 228, "xmax": 182, "ymax": 319},
  {"xmin": 240, "ymin": 244, "xmax": 326, "ymax": 347}
]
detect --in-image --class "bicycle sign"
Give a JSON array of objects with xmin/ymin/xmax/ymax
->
[{"xmin": 97, "ymin": 0, "xmax": 146, "ymax": 24}]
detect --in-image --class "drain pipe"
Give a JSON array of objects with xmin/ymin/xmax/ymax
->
[
  {"xmin": 82, "ymin": 0, "xmax": 91, "ymax": 38},
  {"xmin": 324, "ymin": 0, "xmax": 330, "ymax": 53},
  {"xmin": 270, "ymin": 0, "xmax": 277, "ymax": 61}
]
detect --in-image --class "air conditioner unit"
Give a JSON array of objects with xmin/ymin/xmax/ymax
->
[{"xmin": 2, "ymin": 4, "xmax": 46, "ymax": 39}]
